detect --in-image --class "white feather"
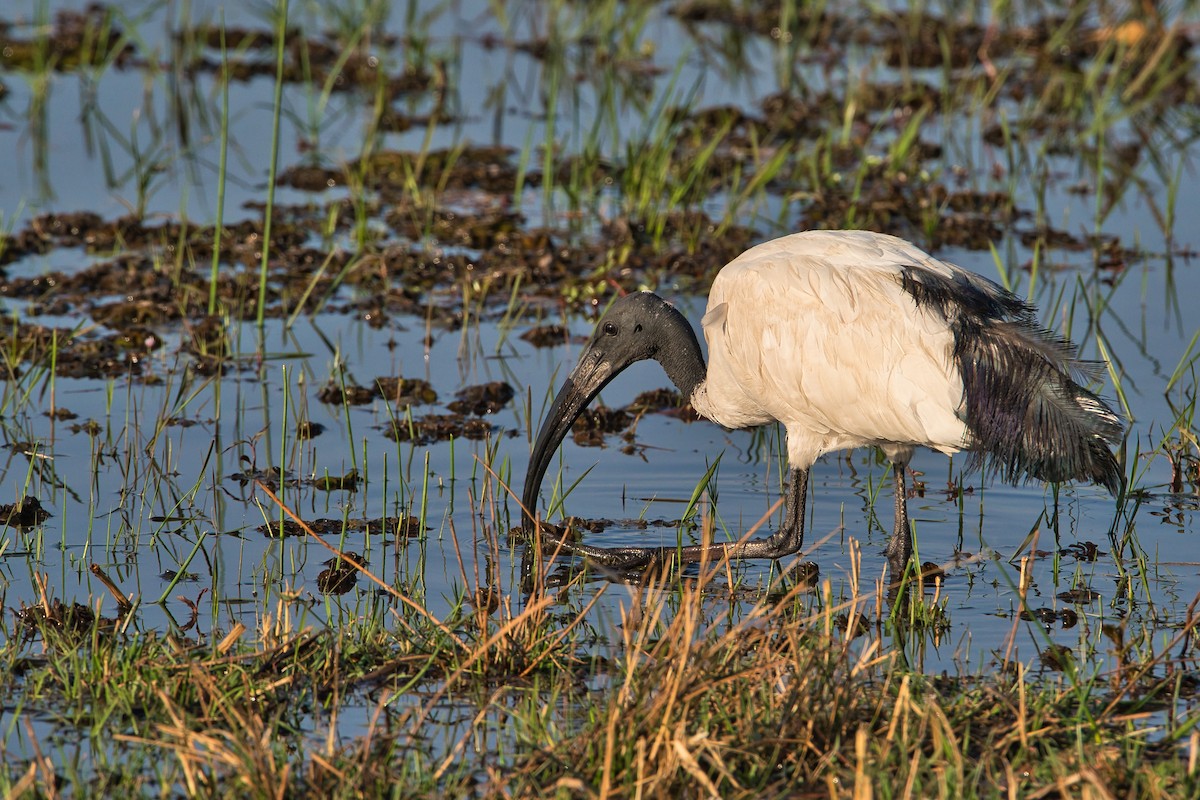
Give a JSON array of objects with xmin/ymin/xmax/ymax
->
[{"xmin": 691, "ymin": 231, "xmax": 970, "ymax": 468}]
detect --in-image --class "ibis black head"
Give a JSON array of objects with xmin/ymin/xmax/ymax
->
[{"xmin": 520, "ymin": 292, "xmax": 705, "ymax": 528}]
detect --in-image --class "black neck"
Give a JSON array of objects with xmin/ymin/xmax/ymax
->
[{"xmin": 656, "ymin": 303, "xmax": 707, "ymax": 400}]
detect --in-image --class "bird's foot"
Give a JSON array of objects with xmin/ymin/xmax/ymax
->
[
  {"xmin": 522, "ymin": 520, "xmax": 808, "ymax": 578},
  {"xmin": 750, "ymin": 526, "xmax": 807, "ymax": 560}
]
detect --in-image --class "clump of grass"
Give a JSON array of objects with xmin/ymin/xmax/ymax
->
[{"xmin": 496, "ymin": 564, "xmax": 1200, "ymax": 798}]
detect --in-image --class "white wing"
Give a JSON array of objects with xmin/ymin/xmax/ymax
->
[{"xmin": 692, "ymin": 231, "xmax": 970, "ymax": 469}]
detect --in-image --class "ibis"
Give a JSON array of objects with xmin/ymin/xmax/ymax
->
[{"xmin": 521, "ymin": 230, "xmax": 1124, "ymax": 577}]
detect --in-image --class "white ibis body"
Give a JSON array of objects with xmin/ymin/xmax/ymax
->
[{"xmin": 521, "ymin": 230, "xmax": 1124, "ymax": 576}]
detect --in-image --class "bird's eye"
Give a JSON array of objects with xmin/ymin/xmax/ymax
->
[{"xmin": 603, "ymin": 322, "xmax": 618, "ymax": 336}]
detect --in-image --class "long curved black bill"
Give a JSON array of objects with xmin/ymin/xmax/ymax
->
[{"xmin": 521, "ymin": 353, "xmax": 617, "ymax": 532}]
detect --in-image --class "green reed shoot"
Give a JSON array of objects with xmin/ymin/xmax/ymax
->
[
  {"xmin": 209, "ymin": 19, "xmax": 230, "ymax": 315},
  {"xmin": 256, "ymin": 0, "xmax": 289, "ymax": 328}
]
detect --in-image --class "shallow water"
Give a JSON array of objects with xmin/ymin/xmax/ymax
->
[{"xmin": 2, "ymin": 0, "xmax": 1200, "ymax": 771}]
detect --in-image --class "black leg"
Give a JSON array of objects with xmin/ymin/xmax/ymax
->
[
  {"xmin": 884, "ymin": 461, "xmax": 913, "ymax": 576},
  {"xmin": 748, "ymin": 467, "xmax": 809, "ymax": 558},
  {"xmin": 673, "ymin": 465, "xmax": 809, "ymax": 561}
]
